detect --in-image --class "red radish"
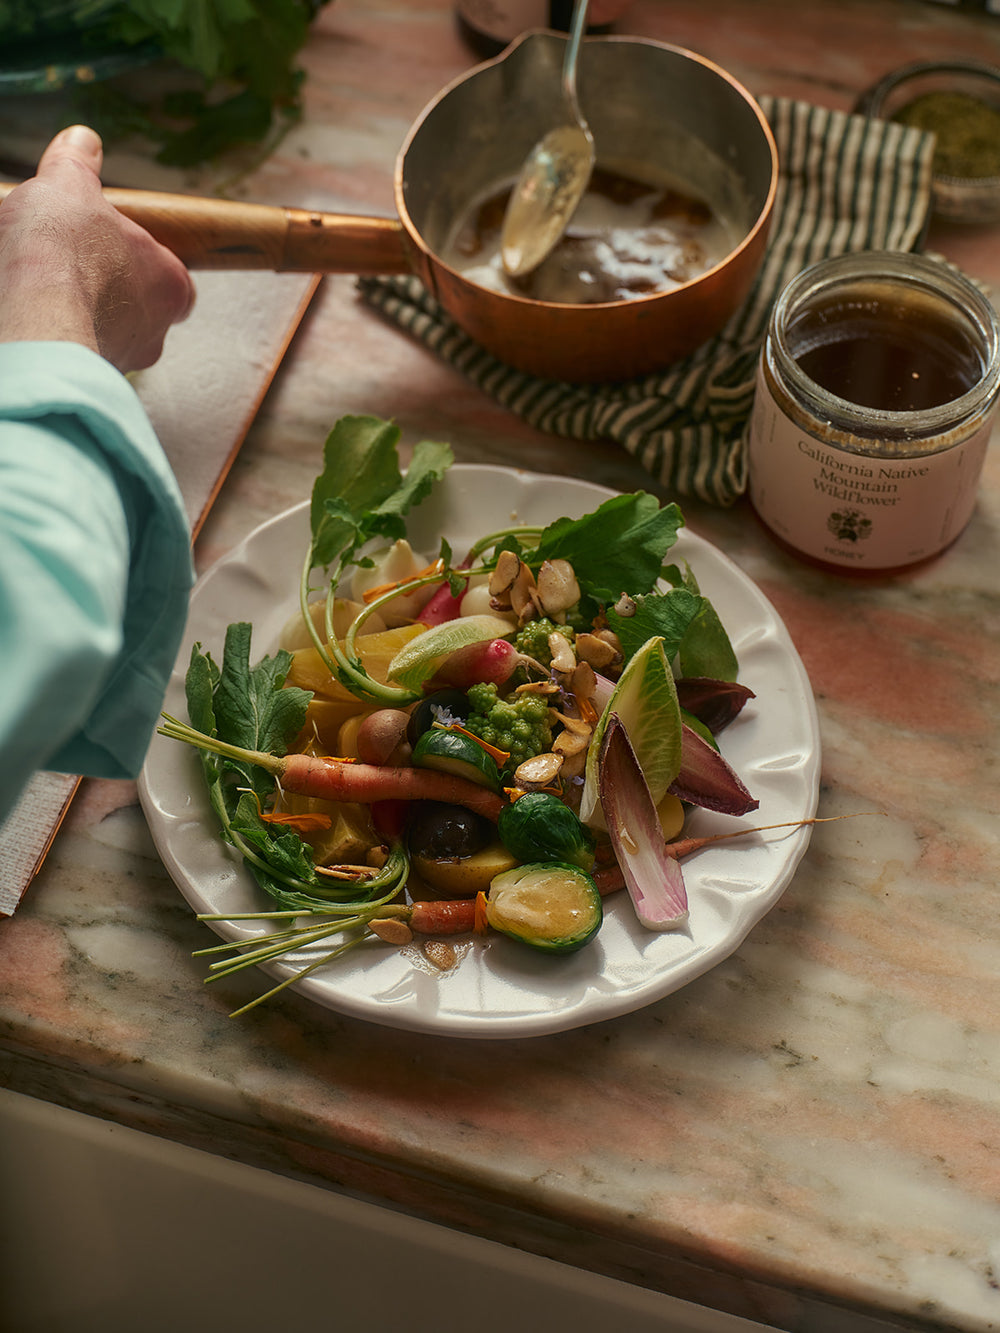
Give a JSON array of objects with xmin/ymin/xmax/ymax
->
[
  {"xmin": 419, "ymin": 553, "xmax": 475, "ymax": 625},
  {"xmin": 419, "ymin": 579, "xmax": 468, "ymax": 626},
  {"xmin": 428, "ymin": 638, "xmax": 521, "ymax": 690}
]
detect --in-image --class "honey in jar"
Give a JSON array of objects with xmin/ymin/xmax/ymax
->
[{"xmin": 747, "ymin": 251, "xmax": 1000, "ymax": 573}]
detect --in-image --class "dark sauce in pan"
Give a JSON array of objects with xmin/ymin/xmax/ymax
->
[{"xmin": 444, "ymin": 165, "xmax": 738, "ymax": 304}]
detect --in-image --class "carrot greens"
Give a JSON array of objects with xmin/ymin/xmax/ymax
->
[
  {"xmin": 300, "ymin": 415, "xmax": 453, "ymax": 707},
  {"xmin": 180, "ymin": 619, "xmax": 408, "ymax": 913}
]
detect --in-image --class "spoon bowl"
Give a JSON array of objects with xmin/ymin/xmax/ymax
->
[
  {"xmin": 500, "ymin": 0, "xmax": 594, "ymax": 277},
  {"xmin": 397, "ymin": 31, "xmax": 777, "ymax": 379}
]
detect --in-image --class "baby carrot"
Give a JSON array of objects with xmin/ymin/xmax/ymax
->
[
  {"xmin": 661, "ymin": 813, "xmax": 876, "ymax": 860},
  {"xmin": 592, "ymin": 813, "xmax": 877, "ymax": 895},
  {"xmin": 409, "ymin": 899, "xmax": 478, "ymax": 935},
  {"xmin": 280, "ymin": 752, "xmax": 504, "ymax": 819},
  {"xmin": 158, "ymin": 714, "xmax": 504, "ymax": 821}
]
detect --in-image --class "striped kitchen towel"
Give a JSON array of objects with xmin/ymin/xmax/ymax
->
[{"xmin": 358, "ymin": 96, "xmax": 935, "ymax": 505}]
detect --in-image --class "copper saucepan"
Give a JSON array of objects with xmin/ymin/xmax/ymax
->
[{"xmin": 0, "ymin": 33, "xmax": 777, "ymax": 383}]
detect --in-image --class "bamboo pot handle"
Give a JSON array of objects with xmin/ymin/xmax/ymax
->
[{"xmin": 0, "ymin": 182, "xmax": 413, "ymax": 276}]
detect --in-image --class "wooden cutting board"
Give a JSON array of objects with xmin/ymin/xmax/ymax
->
[{"xmin": 0, "ymin": 270, "xmax": 320, "ymax": 916}]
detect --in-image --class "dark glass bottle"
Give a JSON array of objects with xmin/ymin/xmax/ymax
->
[{"xmin": 454, "ymin": 2, "xmax": 629, "ymax": 59}]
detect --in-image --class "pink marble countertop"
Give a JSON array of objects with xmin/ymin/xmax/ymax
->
[{"xmin": 3, "ymin": 3, "xmax": 1000, "ymax": 1330}]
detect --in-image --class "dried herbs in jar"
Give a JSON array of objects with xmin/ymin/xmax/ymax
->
[{"xmin": 892, "ymin": 91, "xmax": 1000, "ymax": 178}]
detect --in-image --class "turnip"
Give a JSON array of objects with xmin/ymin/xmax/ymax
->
[{"xmin": 355, "ymin": 708, "xmax": 412, "ymax": 767}]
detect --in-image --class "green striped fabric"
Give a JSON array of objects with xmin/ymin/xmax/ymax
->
[{"xmin": 358, "ymin": 96, "xmax": 934, "ymax": 505}]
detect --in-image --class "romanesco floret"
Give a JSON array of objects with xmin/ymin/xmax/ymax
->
[
  {"xmin": 465, "ymin": 681, "xmax": 553, "ymax": 769},
  {"xmin": 513, "ymin": 617, "xmax": 575, "ymax": 667}
]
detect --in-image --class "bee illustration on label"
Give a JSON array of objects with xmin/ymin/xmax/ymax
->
[{"xmin": 827, "ymin": 509, "xmax": 873, "ymax": 543}]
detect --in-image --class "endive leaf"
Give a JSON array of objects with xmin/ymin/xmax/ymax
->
[{"xmin": 598, "ymin": 716, "xmax": 688, "ymax": 931}]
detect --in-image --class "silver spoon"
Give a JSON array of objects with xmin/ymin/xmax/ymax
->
[{"xmin": 500, "ymin": 0, "xmax": 595, "ymax": 279}]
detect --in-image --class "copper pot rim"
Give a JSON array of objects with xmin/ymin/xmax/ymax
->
[{"xmin": 392, "ymin": 30, "xmax": 779, "ymax": 313}]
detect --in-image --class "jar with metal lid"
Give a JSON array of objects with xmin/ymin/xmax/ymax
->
[
  {"xmin": 455, "ymin": 2, "xmax": 631, "ymax": 58},
  {"xmin": 746, "ymin": 250, "xmax": 1000, "ymax": 574}
]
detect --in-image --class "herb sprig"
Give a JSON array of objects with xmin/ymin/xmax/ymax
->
[{"xmin": 300, "ymin": 415, "xmax": 454, "ymax": 706}]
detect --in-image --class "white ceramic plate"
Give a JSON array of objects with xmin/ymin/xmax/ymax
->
[{"xmin": 139, "ymin": 465, "xmax": 821, "ymax": 1038}]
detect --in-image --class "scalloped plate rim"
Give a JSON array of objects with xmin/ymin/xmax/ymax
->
[{"xmin": 139, "ymin": 464, "xmax": 821, "ymax": 1038}]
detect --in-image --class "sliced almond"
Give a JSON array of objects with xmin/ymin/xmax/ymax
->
[
  {"xmin": 594, "ymin": 629, "xmax": 623, "ymax": 651},
  {"xmin": 568, "ymin": 661, "xmax": 597, "ymax": 700},
  {"xmin": 315, "ymin": 863, "xmax": 375, "ymax": 880},
  {"xmin": 369, "ymin": 918, "xmax": 413, "ymax": 946},
  {"xmin": 553, "ymin": 728, "xmax": 590, "ymax": 758},
  {"xmin": 513, "ymin": 679, "xmax": 561, "ymax": 696},
  {"xmin": 489, "ymin": 549, "xmax": 521, "ymax": 600},
  {"xmin": 423, "ymin": 940, "xmax": 458, "ymax": 971},
  {"xmin": 548, "ymin": 632, "xmax": 577, "ymax": 674},
  {"xmin": 536, "ymin": 559, "xmax": 580, "ymax": 615},
  {"xmin": 560, "ymin": 749, "xmax": 587, "ymax": 780},
  {"xmin": 510, "ymin": 562, "xmax": 540, "ymax": 624},
  {"xmin": 553, "ymin": 711, "xmax": 592, "ymax": 737},
  {"xmin": 575, "ymin": 632, "xmax": 620, "ymax": 670},
  {"xmin": 513, "ymin": 751, "xmax": 564, "ymax": 789}
]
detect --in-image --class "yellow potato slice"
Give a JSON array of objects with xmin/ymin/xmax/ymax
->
[
  {"xmin": 286, "ymin": 622, "xmax": 426, "ymax": 699},
  {"xmin": 411, "ymin": 842, "xmax": 519, "ymax": 898}
]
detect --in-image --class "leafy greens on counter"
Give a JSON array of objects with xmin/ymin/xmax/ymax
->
[{"xmin": 1, "ymin": 0, "xmax": 331, "ymax": 165}]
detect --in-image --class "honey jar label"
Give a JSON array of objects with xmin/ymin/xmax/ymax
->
[{"xmin": 747, "ymin": 368, "xmax": 993, "ymax": 570}]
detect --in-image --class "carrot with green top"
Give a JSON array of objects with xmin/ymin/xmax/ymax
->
[{"xmin": 158, "ymin": 714, "xmax": 505, "ymax": 820}]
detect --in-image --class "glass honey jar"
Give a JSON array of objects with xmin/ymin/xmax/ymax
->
[{"xmin": 746, "ymin": 251, "xmax": 1000, "ymax": 574}]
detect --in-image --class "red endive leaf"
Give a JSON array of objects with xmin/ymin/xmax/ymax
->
[
  {"xmin": 675, "ymin": 677, "xmax": 755, "ymax": 734},
  {"xmin": 669, "ymin": 723, "xmax": 759, "ymax": 816},
  {"xmin": 599, "ymin": 715, "xmax": 688, "ymax": 930}
]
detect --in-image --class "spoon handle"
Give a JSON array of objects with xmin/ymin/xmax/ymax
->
[{"xmin": 563, "ymin": 0, "xmax": 590, "ymax": 122}]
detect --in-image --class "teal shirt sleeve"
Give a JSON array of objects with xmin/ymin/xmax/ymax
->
[{"xmin": 0, "ymin": 343, "xmax": 194, "ymax": 823}]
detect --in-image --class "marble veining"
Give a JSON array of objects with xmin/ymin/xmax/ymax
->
[{"xmin": 2, "ymin": 3, "xmax": 1000, "ymax": 1331}]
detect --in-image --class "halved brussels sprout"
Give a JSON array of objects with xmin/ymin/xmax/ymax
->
[
  {"xmin": 497, "ymin": 792, "xmax": 596, "ymax": 871},
  {"xmin": 486, "ymin": 862, "xmax": 602, "ymax": 954},
  {"xmin": 411, "ymin": 728, "xmax": 502, "ymax": 791}
]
